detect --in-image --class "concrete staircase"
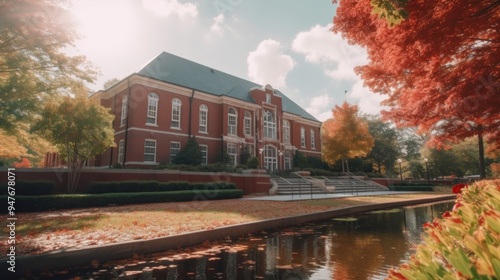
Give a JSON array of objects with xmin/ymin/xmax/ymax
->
[{"xmin": 270, "ymin": 173, "xmax": 389, "ymax": 196}]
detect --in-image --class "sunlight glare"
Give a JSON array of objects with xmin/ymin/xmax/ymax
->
[{"xmin": 70, "ymin": 0, "xmax": 139, "ymax": 50}]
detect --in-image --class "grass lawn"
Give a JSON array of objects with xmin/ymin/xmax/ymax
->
[{"xmin": 1, "ymin": 192, "xmax": 453, "ymax": 256}]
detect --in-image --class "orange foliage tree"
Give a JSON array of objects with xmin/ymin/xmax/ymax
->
[
  {"xmin": 321, "ymin": 102, "xmax": 374, "ymax": 173},
  {"xmin": 332, "ymin": 0, "xmax": 500, "ymax": 178}
]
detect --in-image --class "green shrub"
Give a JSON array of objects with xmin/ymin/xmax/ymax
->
[
  {"xmin": 9, "ymin": 189, "xmax": 244, "ymax": 212},
  {"xmin": 90, "ymin": 181, "xmax": 237, "ymax": 194},
  {"xmin": 158, "ymin": 181, "xmax": 191, "ymax": 191},
  {"xmin": 89, "ymin": 181, "xmax": 159, "ymax": 194},
  {"xmin": 247, "ymin": 156, "xmax": 259, "ymax": 169},
  {"xmin": 1, "ymin": 181, "xmax": 55, "ymax": 195},
  {"xmin": 387, "ymin": 179, "xmax": 500, "ymax": 279}
]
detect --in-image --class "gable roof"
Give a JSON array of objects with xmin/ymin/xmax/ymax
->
[{"xmin": 136, "ymin": 52, "xmax": 319, "ymax": 122}]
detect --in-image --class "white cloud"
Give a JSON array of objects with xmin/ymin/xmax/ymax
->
[
  {"xmin": 306, "ymin": 94, "xmax": 334, "ymax": 121},
  {"xmin": 349, "ymin": 81, "xmax": 389, "ymax": 115},
  {"xmin": 292, "ymin": 24, "xmax": 368, "ymax": 81},
  {"xmin": 210, "ymin": 14, "xmax": 225, "ymax": 35},
  {"xmin": 247, "ymin": 39, "xmax": 295, "ymax": 89},
  {"xmin": 142, "ymin": 0, "xmax": 198, "ymax": 19}
]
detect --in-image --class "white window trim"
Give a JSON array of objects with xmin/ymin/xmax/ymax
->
[
  {"xmin": 120, "ymin": 95, "xmax": 127, "ymax": 127},
  {"xmin": 200, "ymin": 144, "xmax": 208, "ymax": 165},
  {"xmin": 283, "ymin": 120, "xmax": 290, "ymax": 144},
  {"xmin": 144, "ymin": 139, "xmax": 157, "ymax": 163},
  {"xmin": 118, "ymin": 140, "xmax": 124, "ymax": 164},
  {"xmin": 310, "ymin": 129, "xmax": 316, "ymax": 150},
  {"xmin": 170, "ymin": 141, "xmax": 181, "ymax": 163},
  {"xmin": 228, "ymin": 108, "xmax": 237, "ymax": 136},
  {"xmin": 199, "ymin": 104, "xmax": 208, "ymax": 133},
  {"xmin": 264, "ymin": 110, "xmax": 276, "ymax": 139},
  {"xmin": 146, "ymin": 93, "xmax": 159, "ymax": 125},
  {"xmin": 227, "ymin": 142, "xmax": 238, "ymax": 166},
  {"xmin": 244, "ymin": 111, "xmax": 252, "ymax": 136},
  {"xmin": 171, "ymin": 98, "xmax": 182, "ymax": 129}
]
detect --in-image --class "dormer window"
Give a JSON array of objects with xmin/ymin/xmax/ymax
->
[{"xmin": 266, "ymin": 93, "xmax": 271, "ymax": 103}]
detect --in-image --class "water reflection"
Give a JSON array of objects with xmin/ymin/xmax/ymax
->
[{"xmin": 35, "ymin": 201, "xmax": 454, "ymax": 280}]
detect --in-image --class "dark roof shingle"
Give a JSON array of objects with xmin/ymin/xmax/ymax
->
[{"xmin": 136, "ymin": 52, "xmax": 318, "ymax": 122}]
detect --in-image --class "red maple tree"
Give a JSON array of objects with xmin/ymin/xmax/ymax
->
[{"xmin": 332, "ymin": 0, "xmax": 500, "ymax": 178}]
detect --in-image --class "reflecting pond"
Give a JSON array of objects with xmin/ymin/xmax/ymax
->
[{"xmin": 32, "ymin": 201, "xmax": 454, "ymax": 280}]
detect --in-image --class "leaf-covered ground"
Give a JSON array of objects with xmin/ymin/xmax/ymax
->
[{"xmin": 1, "ymin": 193, "xmax": 453, "ymax": 256}]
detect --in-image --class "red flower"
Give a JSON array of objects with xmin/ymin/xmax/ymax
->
[
  {"xmin": 442, "ymin": 211, "xmax": 451, "ymax": 218},
  {"xmin": 452, "ymin": 183, "xmax": 468, "ymax": 194}
]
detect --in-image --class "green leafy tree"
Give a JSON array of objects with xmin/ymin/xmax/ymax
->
[
  {"xmin": 293, "ymin": 150, "xmax": 308, "ymax": 170},
  {"xmin": 0, "ymin": 0, "xmax": 96, "ymax": 131},
  {"xmin": 322, "ymin": 102, "xmax": 374, "ymax": 173},
  {"xmin": 366, "ymin": 117, "xmax": 399, "ymax": 174},
  {"xmin": 174, "ymin": 136, "xmax": 202, "ymax": 166},
  {"xmin": 103, "ymin": 78, "xmax": 120, "ymax": 90},
  {"xmin": 33, "ymin": 86, "xmax": 114, "ymax": 193}
]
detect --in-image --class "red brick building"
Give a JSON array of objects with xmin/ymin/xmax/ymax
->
[{"xmin": 93, "ymin": 52, "xmax": 321, "ymax": 171}]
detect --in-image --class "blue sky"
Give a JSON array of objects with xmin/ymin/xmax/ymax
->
[{"xmin": 69, "ymin": 0, "xmax": 387, "ymax": 121}]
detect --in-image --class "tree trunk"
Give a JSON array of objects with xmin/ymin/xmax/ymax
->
[{"xmin": 478, "ymin": 128, "xmax": 486, "ymax": 179}]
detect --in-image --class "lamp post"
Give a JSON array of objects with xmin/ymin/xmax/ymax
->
[
  {"xmin": 397, "ymin": 158, "xmax": 403, "ymax": 184},
  {"xmin": 278, "ymin": 150, "xmax": 283, "ymax": 174},
  {"xmin": 259, "ymin": 148, "xmax": 264, "ymax": 170},
  {"xmin": 424, "ymin": 158, "xmax": 430, "ymax": 185}
]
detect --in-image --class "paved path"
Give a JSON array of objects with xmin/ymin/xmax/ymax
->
[{"xmin": 242, "ymin": 191, "xmax": 421, "ymax": 201}]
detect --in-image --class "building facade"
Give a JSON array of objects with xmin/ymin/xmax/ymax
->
[{"xmin": 94, "ymin": 52, "xmax": 322, "ymax": 171}]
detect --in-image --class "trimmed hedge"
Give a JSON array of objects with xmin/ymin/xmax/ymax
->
[
  {"xmin": 89, "ymin": 181, "xmax": 237, "ymax": 194},
  {"xmin": 89, "ymin": 180, "xmax": 159, "ymax": 194},
  {"xmin": 1, "ymin": 181, "xmax": 55, "ymax": 195},
  {"xmin": 6, "ymin": 189, "xmax": 244, "ymax": 212}
]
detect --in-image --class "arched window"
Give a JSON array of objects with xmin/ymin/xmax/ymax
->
[
  {"xmin": 199, "ymin": 104, "xmax": 208, "ymax": 133},
  {"xmin": 310, "ymin": 129, "xmax": 316, "ymax": 149},
  {"xmin": 244, "ymin": 111, "xmax": 252, "ymax": 136},
  {"xmin": 171, "ymin": 98, "xmax": 182, "ymax": 129},
  {"xmin": 146, "ymin": 93, "xmax": 159, "ymax": 125},
  {"xmin": 263, "ymin": 110, "xmax": 276, "ymax": 139},
  {"xmin": 120, "ymin": 95, "xmax": 128, "ymax": 127},
  {"xmin": 283, "ymin": 120, "xmax": 290, "ymax": 144},
  {"xmin": 228, "ymin": 107, "xmax": 237, "ymax": 135},
  {"xmin": 300, "ymin": 127, "xmax": 306, "ymax": 148}
]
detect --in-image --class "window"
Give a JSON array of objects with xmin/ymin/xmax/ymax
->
[
  {"xmin": 118, "ymin": 140, "xmax": 124, "ymax": 164},
  {"xmin": 144, "ymin": 140, "xmax": 156, "ymax": 162},
  {"xmin": 199, "ymin": 104, "xmax": 208, "ymax": 133},
  {"xmin": 146, "ymin": 93, "xmax": 158, "ymax": 125},
  {"xmin": 263, "ymin": 146, "xmax": 277, "ymax": 171},
  {"xmin": 283, "ymin": 120, "xmax": 290, "ymax": 144},
  {"xmin": 310, "ymin": 129, "xmax": 316, "ymax": 149},
  {"xmin": 171, "ymin": 98, "xmax": 181, "ymax": 129},
  {"xmin": 227, "ymin": 143, "xmax": 238, "ymax": 166},
  {"xmin": 263, "ymin": 110, "xmax": 276, "ymax": 139},
  {"xmin": 300, "ymin": 127, "xmax": 306, "ymax": 148},
  {"xmin": 120, "ymin": 95, "xmax": 128, "ymax": 127},
  {"xmin": 244, "ymin": 111, "xmax": 252, "ymax": 136},
  {"xmin": 200, "ymin": 145, "xmax": 208, "ymax": 165},
  {"xmin": 228, "ymin": 108, "xmax": 237, "ymax": 135},
  {"xmin": 170, "ymin": 142, "xmax": 181, "ymax": 163},
  {"xmin": 266, "ymin": 93, "xmax": 271, "ymax": 103}
]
